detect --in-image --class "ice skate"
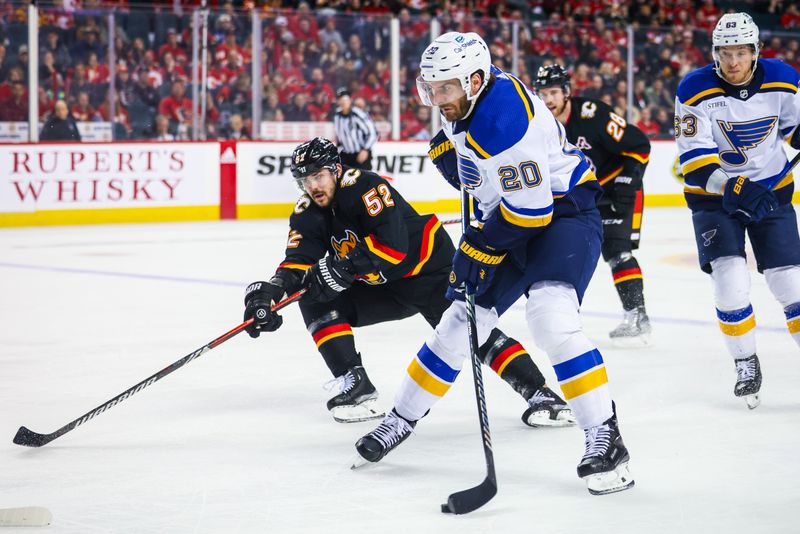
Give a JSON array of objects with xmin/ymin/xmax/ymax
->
[
  {"xmin": 521, "ymin": 386, "xmax": 576, "ymax": 427},
  {"xmin": 577, "ymin": 413, "xmax": 634, "ymax": 495},
  {"xmin": 352, "ymin": 409, "xmax": 416, "ymax": 468},
  {"xmin": 324, "ymin": 366, "xmax": 384, "ymax": 423},
  {"xmin": 609, "ymin": 305, "xmax": 651, "ymax": 347},
  {"xmin": 734, "ymin": 355, "xmax": 762, "ymax": 410}
]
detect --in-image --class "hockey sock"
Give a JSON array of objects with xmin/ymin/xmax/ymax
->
[
  {"xmin": 308, "ymin": 317, "xmax": 360, "ymax": 377},
  {"xmin": 609, "ymin": 254, "xmax": 645, "ymax": 311},
  {"xmin": 480, "ymin": 329, "xmax": 545, "ymax": 400},
  {"xmin": 783, "ymin": 303, "xmax": 800, "ymax": 348},
  {"xmin": 717, "ymin": 305, "xmax": 757, "ymax": 359}
]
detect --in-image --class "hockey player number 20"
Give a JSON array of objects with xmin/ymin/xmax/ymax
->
[
  {"xmin": 362, "ymin": 184, "xmax": 395, "ymax": 216},
  {"xmin": 499, "ymin": 161, "xmax": 543, "ymax": 191}
]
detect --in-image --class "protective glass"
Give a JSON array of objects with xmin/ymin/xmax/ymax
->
[{"xmin": 416, "ymin": 76, "xmax": 466, "ymax": 107}]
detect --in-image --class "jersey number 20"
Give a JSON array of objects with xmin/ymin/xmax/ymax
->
[{"xmin": 499, "ymin": 161, "xmax": 543, "ymax": 192}]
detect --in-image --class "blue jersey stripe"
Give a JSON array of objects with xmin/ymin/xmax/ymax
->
[
  {"xmin": 716, "ymin": 305, "xmax": 754, "ymax": 323},
  {"xmin": 417, "ymin": 343, "xmax": 459, "ymax": 383},
  {"xmin": 553, "ymin": 349, "xmax": 604, "ymax": 382},
  {"xmin": 500, "ymin": 198, "xmax": 553, "ymax": 216},
  {"xmin": 785, "ymin": 303, "xmax": 800, "ymax": 320}
]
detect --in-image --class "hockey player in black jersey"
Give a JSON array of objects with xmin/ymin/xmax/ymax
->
[
  {"xmin": 535, "ymin": 64, "xmax": 652, "ymax": 345},
  {"xmin": 243, "ymin": 137, "xmax": 574, "ymax": 425}
]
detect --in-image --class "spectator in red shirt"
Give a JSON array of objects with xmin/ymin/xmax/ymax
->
[
  {"xmin": 0, "ymin": 82, "xmax": 27, "ymax": 121},
  {"xmin": 86, "ymin": 52, "xmax": 109, "ymax": 84},
  {"xmin": 307, "ymin": 90, "xmax": 332, "ymax": 121},
  {"xmin": 158, "ymin": 28, "xmax": 188, "ymax": 63},
  {"xmin": 636, "ymin": 107, "xmax": 661, "ymax": 139},
  {"xmin": 71, "ymin": 91, "xmax": 98, "ymax": 122},
  {"xmin": 158, "ymin": 79, "xmax": 193, "ymax": 129},
  {"xmin": 782, "ymin": 5, "xmax": 800, "ymax": 29}
]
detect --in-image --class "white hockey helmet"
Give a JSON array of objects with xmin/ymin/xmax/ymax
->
[
  {"xmin": 712, "ymin": 12, "xmax": 760, "ymax": 83},
  {"xmin": 416, "ymin": 31, "xmax": 491, "ymax": 120}
]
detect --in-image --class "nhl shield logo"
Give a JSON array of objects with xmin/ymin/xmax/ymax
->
[{"xmin": 740, "ymin": 89, "xmax": 748, "ymax": 99}]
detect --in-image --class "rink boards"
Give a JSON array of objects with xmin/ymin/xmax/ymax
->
[{"xmin": 1, "ymin": 140, "xmax": 796, "ymax": 226}]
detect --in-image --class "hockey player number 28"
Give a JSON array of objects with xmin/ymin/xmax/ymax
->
[
  {"xmin": 606, "ymin": 112, "xmax": 627, "ymax": 142},
  {"xmin": 362, "ymin": 184, "xmax": 395, "ymax": 216}
]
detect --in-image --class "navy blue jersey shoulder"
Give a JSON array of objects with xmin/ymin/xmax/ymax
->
[
  {"xmin": 676, "ymin": 64, "xmax": 720, "ymax": 105},
  {"xmin": 760, "ymin": 59, "xmax": 800, "ymax": 91},
  {"xmin": 462, "ymin": 73, "xmax": 534, "ymax": 158}
]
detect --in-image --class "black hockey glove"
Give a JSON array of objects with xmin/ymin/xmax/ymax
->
[
  {"xmin": 449, "ymin": 226, "xmax": 506, "ymax": 297},
  {"xmin": 303, "ymin": 255, "xmax": 356, "ymax": 303},
  {"xmin": 428, "ymin": 129, "xmax": 460, "ymax": 190},
  {"xmin": 609, "ymin": 175, "xmax": 639, "ymax": 213},
  {"xmin": 243, "ymin": 280, "xmax": 286, "ymax": 338},
  {"xmin": 722, "ymin": 176, "xmax": 779, "ymax": 224}
]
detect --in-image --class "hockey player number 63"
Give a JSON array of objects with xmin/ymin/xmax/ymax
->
[{"xmin": 362, "ymin": 184, "xmax": 395, "ymax": 215}]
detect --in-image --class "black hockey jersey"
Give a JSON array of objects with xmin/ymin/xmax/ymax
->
[
  {"xmin": 275, "ymin": 167, "xmax": 452, "ymax": 288},
  {"xmin": 564, "ymin": 97, "xmax": 651, "ymax": 197}
]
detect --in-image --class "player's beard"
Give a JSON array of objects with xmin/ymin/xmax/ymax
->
[{"xmin": 439, "ymin": 94, "xmax": 470, "ymax": 122}]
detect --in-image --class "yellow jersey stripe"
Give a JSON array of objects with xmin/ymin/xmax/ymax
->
[
  {"xmin": 560, "ymin": 366, "xmax": 608, "ymax": 400},
  {"xmin": 407, "ymin": 359, "xmax": 451, "ymax": 397},
  {"xmin": 614, "ymin": 273, "xmax": 643, "ymax": 284},
  {"xmin": 621, "ymin": 151, "xmax": 650, "ymax": 164},
  {"xmin": 682, "ymin": 154, "xmax": 721, "ymax": 174},
  {"xmin": 496, "ymin": 349, "xmax": 526, "ymax": 376},
  {"xmin": 508, "ymin": 75, "xmax": 534, "ymax": 122},
  {"xmin": 315, "ymin": 331, "xmax": 353, "ymax": 348},
  {"xmin": 774, "ymin": 172, "xmax": 794, "ymax": 190},
  {"xmin": 684, "ymin": 87, "xmax": 725, "ymax": 106},
  {"xmin": 761, "ymin": 81, "xmax": 798, "ymax": 92},
  {"xmin": 719, "ymin": 316, "xmax": 756, "ymax": 336},
  {"xmin": 788, "ymin": 317, "xmax": 800, "ymax": 334},
  {"xmin": 499, "ymin": 203, "xmax": 553, "ymax": 228},
  {"xmin": 466, "ymin": 131, "xmax": 491, "ymax": 159}
]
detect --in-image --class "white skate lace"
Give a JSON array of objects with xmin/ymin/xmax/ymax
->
[
  {"xmin": 736, "ymin": 358, "xmax": 756, "ymax": 382},
  {"xmin": 323, "ymin": 370, "xmax": 355, "ymax": 395},
  {"xmin": 369, "ymin": 413, "xmax": 413, "ymax": 449},
  {"xmin": 528, "ymin": 388, "xmax": 556, "ymax": 407},
  {"xmin": 583, "ymin": 424, "xmax": 612, "ymax": 459}
]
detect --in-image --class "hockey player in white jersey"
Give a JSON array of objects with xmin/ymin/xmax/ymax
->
[
  {"xmin": 354, "ymin": 31, "xmax": 634, "ymax": 495},
  {"xmin": 675, "ymin": 12, "xmax": 800, "ymax": 409}
]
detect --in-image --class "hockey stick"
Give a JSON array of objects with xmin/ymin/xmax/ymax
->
[
  {"xmin": 441, "ymin": 189, "xmax": 497, "ymax": 515},
  {"xmin": 13, "ymin": 289, "xmax": 306, "ymax": 448},
  {"xmin": 764, "ymin": 150, "xmax": 800, "ymax": 190}
]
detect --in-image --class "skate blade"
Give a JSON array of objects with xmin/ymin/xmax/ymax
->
[
  {"xmin": 331, "ymin": 400, "xmax": 385, "ymax": 423},
  {"xmin": 584, "ymin": 462, "xmax": 635, "ymax": 496},
  {"xmin": 524, "ymin": 409, "xmax": 576, "ymax": 427},
  {"xmin": 745, "ymin": 393, "xmax": 761, "ymax": 410},
  {"xmin": 610, "ymin": 333, "xmax": 652, "ymax": 348},
  {"xmin": 350, "ymin": 453, "xmax": 375, "ymax": 470}
]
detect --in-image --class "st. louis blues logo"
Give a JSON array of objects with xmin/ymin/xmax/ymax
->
[
  {"xmin": 458, "ymin": 155, "xmax": 482, "ymax": 189},
  {"xmin": 717, "ymin": 116, "xmax": 778, "ymax": 166},
  {"xmin": 701, "ymin": 229, "xmax": 717, "ymax": 247}
]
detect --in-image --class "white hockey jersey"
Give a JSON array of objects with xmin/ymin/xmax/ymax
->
[
  {"xmin": 675, "ymin": 59, "xmax": 800, "ymax": 208},
  {"xmin": 442, "ymin": 68, "xmax": 596, "ymax": 250}
]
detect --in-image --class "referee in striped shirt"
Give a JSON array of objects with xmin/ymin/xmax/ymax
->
[{"xmin": 334, "ymin": 87, "xmax": 378, "ymax": 171}]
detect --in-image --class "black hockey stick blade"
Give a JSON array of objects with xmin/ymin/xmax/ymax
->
[
  {"xmin": 441, "ymin": 476, "xmax": 497, "ymax": 514},
  {"xmin": 13, "ymin": 426, "xmax": 51, "ymax": 448}
]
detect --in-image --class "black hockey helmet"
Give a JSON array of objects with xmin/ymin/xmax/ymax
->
[
  {"xmin": 534, "ymin": 64, "xmax": 571, "ymax": 94},
  {"xmin": 290, "ymin": 137, "xmax": 341, "ymax": 185}
]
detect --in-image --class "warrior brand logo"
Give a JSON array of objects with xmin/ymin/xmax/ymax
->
[
  {"xmin": 245, "ymin": 282, "xmax": 262, "ymax": 293},
  {"xmin": 256, "ymin": 309, "xmax": 267, "ymax": 319},
  {"xmin": 75, "ymin": 376, "xmax": 161, "ymax": 427},
  {"xmin": 702, "ymin": 229, "xmax": 717, "ymax": 247},
  {"xmin": 331, "ymin": 229, "xmax": 359, "ymax": 258},
  {"xmin": 717, "ymin": 116, "xmax": 778, "ymax": 166}
]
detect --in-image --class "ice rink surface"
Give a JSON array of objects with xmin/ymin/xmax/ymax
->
[{"xmin": 1, "ymin": 207, "xmax": 799, "ymax": 533}]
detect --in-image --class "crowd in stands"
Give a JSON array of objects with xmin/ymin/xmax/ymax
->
[{"xmin": 0, "ymin": 0, "xmax": 799, "ymax": 141}]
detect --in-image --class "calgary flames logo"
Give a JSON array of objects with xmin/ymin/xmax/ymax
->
[
  {"xmin": 331, "ymin": 229, "xmax": 359, "ymax": 258},
  {"xmin": 330, "ymin": 229, "xmax": 386, "ymax": 285}
]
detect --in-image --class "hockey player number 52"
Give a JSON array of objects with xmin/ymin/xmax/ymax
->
[{"xmin": 362, "ymin": 184, "xmax": 395, "ymax": 215}]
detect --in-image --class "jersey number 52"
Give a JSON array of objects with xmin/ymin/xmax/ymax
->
[{"xmin": 362, "ymin": 184, "xmax": 395, "ymax": 216}]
